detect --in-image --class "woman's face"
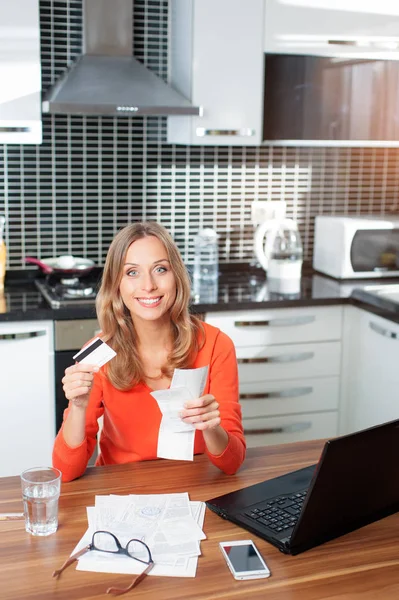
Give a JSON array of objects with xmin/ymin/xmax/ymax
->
[{"xmin": 119, "ymin": 235, "xmax": 177, "ymax": 325}]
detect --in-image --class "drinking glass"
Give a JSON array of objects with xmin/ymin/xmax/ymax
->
[{"xmin": 20, "ymin": 466, "xmax": 61, "ymax": 536}]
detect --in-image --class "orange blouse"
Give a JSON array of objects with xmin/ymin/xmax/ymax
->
[{"xmin": 52, "ymin": 321, "xmax": 246, "ymax": 482}]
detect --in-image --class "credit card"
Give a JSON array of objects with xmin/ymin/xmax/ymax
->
[{"xmin": 73, "ymin": 337, "xmax": 116, "ymax": 367}]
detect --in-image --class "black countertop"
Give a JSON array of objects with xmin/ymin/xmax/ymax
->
[{"xmin": 1, "ymin": 265, "xmax": 399, "ymax": 323}]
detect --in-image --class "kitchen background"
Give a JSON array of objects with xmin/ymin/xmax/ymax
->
[{"xmin": 1, "ymin": 0, "xmax": 399, "ymax": 271}]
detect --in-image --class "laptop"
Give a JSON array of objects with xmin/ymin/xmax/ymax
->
[{"xmin": 206, "ymin": 419, "xmax": 399, "ymax": 555}]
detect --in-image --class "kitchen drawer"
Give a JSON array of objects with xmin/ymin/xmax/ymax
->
[
  {"xmin": 243, "ymin": 411, "xmax": 338, "ymax": 448},
  {"xmin": 240, "ymin": 376, "xmax": 339, "ymax": 419},
  {"xmin": 206, "ymin": 306, "xmax": 343, "ymax": 347},
  {"xmin": 237, "ymin": 341, "xmax": 341, "ymax": 382}
]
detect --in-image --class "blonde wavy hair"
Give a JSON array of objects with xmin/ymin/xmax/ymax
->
[{"xmin": 96, "ymin": 222, "xmax": 204, "ymax": 390}]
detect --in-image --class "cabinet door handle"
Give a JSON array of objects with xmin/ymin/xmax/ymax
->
[
  {"xmin": 196, "ymin": 128, "xmax": 255, "ymax": 137},
  {"xmin": 244, "ymin": 422, "xmax": 312, "ymax": 435},
  {"xmin": 369, "ymin": 321, "xmax": 398, "ymax": 339},
  {"xmin": 234, "ymin": 316, "xmax": 315, "ymax": 328},
  {"xmin": 238, "ymin": 352, "xmax": 314, "ymax": 365},
  {"xmin": 0, "ymin": 330, "xmax": 47, "ymax": 341},
  {"xmin": 0, "ymin": 126, "xmax": 32, "ymax": 133},
  {"xmin": 240, "ymin": 387, "xmax": 313, "ymax": 400}
]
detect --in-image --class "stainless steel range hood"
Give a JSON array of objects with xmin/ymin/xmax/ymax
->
[{"xmin": 42, "ymin": 0, "xmax": 200, "ymax": 117}]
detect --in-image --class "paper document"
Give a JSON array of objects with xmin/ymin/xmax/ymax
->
[
  {"xmin": 151, "ymin": 366, "xmax": 209, "ymax": 461},
  {"xmin": 72, "ymin": 493, "xmax": 206, "ymax": 578}
]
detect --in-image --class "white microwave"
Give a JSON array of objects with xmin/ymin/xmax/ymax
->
[{"xmin": 313, "ymin": 215, "xmax": 399, "ymax": 279}]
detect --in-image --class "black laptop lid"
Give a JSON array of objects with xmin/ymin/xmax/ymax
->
[{"xmin": 290, "ymin": 419, "xmax": 399, "ymax": 553}]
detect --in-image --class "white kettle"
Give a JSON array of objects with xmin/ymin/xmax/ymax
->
[{"xmin": 254, "ymin": 218, "xmax": 303, "ymax": 276}]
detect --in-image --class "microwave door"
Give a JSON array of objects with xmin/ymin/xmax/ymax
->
[{"xmin": 350, "ymin": 229, "xmax": 399, "ymax": 273}]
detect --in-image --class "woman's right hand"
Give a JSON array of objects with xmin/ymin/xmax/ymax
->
[{"xmin": 62, "ymin": 363, "xmax": 99, "ymax": 409}]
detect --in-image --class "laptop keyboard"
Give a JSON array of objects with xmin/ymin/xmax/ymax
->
[{"xmin": 243, "ymin": 490, "xmax": 307, "ymax": 534}]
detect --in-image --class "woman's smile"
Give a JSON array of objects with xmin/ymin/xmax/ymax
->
[{"xmin": 136, "ymin": 296, "xmax": 162, "ymax": 307}]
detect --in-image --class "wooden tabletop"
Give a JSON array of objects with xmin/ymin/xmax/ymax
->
[{"xmin": 1, "ymin": 440, "xmax": 399, "ymax": 600}]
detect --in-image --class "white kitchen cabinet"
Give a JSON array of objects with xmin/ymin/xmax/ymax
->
[
  {"xmin": 236, "ymin": 341, "xmax": 341, "ymax": 382},
  {"xmin": 168, "ymin": 0, "xmax": 265, "ymax": 146},
  {"xmin": 209, "ymin": 306, "xmax": 342, "ymax": 346},
  {"xmin": 168, "ymin": 0, "xmax": 399, "ymax": 147},
  {"xmin": 264, "ymin": 0, "xmax": 399, "ymax": 58},
  {"xmin": 340, "ymin": 306, "xmax": 399, "ymax": 435},
  {"xmin": 0, "ymin": 0, "xmax": 42, "ymax": 144},
  {"xmin": 0, "ymin": 321, "xmax": 55, "ymax": 476},
  {"xmin": 206, "ymin": 305, "xmax": 343, "ymax": 447},
  {"xmin": 244, "ymin": 412, "xmax": 338, "ymax": 449}
]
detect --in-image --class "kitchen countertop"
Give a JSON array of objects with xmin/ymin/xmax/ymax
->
[{"xmin": 1, "ymin": 265, "xmax": 399, "ymax": 323}]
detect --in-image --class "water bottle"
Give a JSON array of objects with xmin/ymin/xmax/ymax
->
[{"xmin": 193, "ymin": 228, "xmax": 219, "ymax": 282}]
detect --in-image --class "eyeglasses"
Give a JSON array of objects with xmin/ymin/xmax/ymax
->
[{"xmin": 53, "ymin": 530, "xmax": 154, "ymax": 595}]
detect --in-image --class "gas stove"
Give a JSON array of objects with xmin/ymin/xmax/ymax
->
[{"xmin": 35, "ymin": 274, "xmax": 100, "ymax": 308}]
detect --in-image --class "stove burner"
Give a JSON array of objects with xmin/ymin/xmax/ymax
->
[
  {"xmin": 54, "ymin": 283, "xmax": 94, "ymax": 298},
  {"xmin": 35, "ymin": 276, "xmax": 99, "ymax": 308},
  {"xmin": 60, "ymin": 277, "xmax": 80, "ymax": 287}
]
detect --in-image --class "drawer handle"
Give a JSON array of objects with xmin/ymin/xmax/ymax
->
[
  {"xmin": 244, "ymin": 422, "xmax": 312, "ymax": 435},
  {"xmin": 238, "ymin": 352, "xmax": 314, "ymax": 365},
  {"xmin": 0, "ymin": 330, "xmax": 47, "ymax": 341},
  {"xmin": 234, "ymin": 316, "xmax": 315, "ymax": 328},
  {"xmin": 369, "ymin": 321, "xmax": 398, "ymax": 339},
  {"xmin": 240, "ymin": 387, "xmax": 313, "ymax": 400}
]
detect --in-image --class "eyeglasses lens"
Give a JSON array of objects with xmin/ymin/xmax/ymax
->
[
  {"xmin": 93, "ymin": 531, "xmax": 120, "ymax": 553},
  {"xmin": 126, "ymin": 540, "xmax": 150, "ymax": 563}
]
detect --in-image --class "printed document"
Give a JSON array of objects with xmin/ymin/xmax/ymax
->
[{"xmin": 72, "ymin": 493, "xmax": 206, "ymax": 578}]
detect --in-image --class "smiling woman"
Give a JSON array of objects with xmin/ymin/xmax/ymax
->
[
  {"xmin": 52, "ymin": 222, "xmax": 246, "ymax": 482},
  {"xmin": 119, "ymin": 237, "xmax": 177, "ymax": 327}
]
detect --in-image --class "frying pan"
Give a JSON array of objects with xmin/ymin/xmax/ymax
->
[{"xmin": 25, "ymin": 255, "xmax": 96, "ymax": 277}]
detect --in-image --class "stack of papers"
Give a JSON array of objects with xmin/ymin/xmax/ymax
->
[{"xmin": 72, "ymin": 493, "xmax": 206, "ymax": 577}]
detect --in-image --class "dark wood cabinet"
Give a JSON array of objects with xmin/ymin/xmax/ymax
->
[{"xmin": 263, "ymin": 54, "xmax": 399, "ymax": 142}]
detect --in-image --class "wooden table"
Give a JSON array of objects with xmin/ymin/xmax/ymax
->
[{"xmin": 1, "ymin": 440, "xmax": 399, "ymax": 600}]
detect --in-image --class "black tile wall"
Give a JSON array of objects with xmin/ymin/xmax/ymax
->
[{"xmin": 1, "ymin": 0, "xmax": 399, "ymax": 270}]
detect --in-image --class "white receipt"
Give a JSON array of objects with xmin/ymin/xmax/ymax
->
[
  {"xmin": 170, "ymin": 367, "xmax": 208, "ymax": 399},
  {"xmin": 151, "ymin": 387, "xmax": 196, "ymax": 433},
  {"xmin": 151, "ymin": 366, "xmax": 209, "ymax": 461}
]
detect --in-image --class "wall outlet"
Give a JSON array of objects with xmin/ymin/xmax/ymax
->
[{"xmin": 251, "ymin": 200, "xmax": 286, "ymax": 225}]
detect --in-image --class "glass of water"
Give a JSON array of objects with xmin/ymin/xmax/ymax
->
[{"xmin": 20, "ymin": 466, "xmax": 61, "ymax": 536}]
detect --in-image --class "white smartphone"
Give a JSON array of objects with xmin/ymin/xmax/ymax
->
[{"xmin": 219, "ymin": 539, "xmax": 271, "ymax": 580}]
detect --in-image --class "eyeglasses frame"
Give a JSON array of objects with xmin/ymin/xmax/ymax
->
[{"xmin": 52, "ymin": 530, "xmax": 154, "ymax": 595}]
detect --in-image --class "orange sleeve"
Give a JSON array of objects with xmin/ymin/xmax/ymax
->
[
  {"xmin": 204, "ymin": 330, "xmax": 246, "ymax": 474},
  {"xmin": 52, "ymin": 373, "xmax": 104, "ymax": 482}
]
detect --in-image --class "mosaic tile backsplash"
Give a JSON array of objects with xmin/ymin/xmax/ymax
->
[{"xmin": 1, "ymin": 0, "xmax": 399, "ymax": 271}]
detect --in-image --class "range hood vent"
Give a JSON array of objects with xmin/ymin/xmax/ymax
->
[{"xmin": 42, "ymin": 0, "xmax": 200, "ymax": 117}]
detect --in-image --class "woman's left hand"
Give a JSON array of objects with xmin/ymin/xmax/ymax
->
[{"xmin": 180, "ymin": 394, "xmax": 221, "ymax": 430}]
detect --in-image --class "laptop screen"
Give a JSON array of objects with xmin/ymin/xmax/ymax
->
[{"xmin": 291, "ymin": 420, "xmax": 399, "ymax": 552}]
